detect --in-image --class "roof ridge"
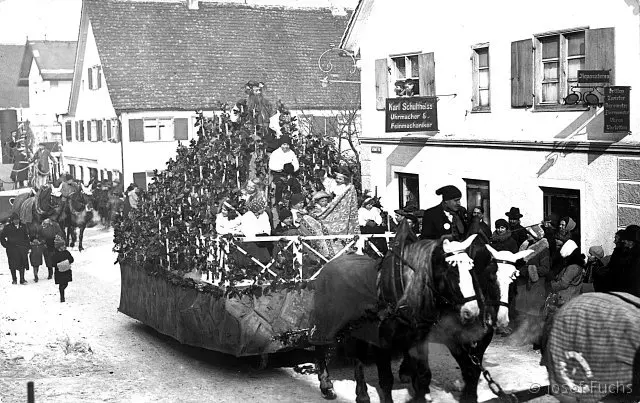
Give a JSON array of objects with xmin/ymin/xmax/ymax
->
[{"xmin": 86, "ymin": 0, "xmax": 351, "ymax": 13}]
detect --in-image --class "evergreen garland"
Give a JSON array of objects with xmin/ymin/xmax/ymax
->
[{"xmin": 113, "ymin": 82, "xmax": 359, "ymax": 298}]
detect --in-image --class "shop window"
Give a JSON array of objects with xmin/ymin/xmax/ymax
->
[
  {"xmin": 541, "ymin": 186, "xmax": 581, "ymax": 245},
  {"xmin": 465, "ymin": 179, "xmax": 490, "ymax": 226},
  {"xmin": 397, "ymin": 173, "xmax": 419, "ymax": 210},
  {"xmin": 471, "ymin": 45, "xmax": 490, "ymax": 111},
  {"xmin": 511, "ymin": 27, "xmax": 614, "ymax": 109}
]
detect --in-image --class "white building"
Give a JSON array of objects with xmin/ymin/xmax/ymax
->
[
  {"xmin": 342, "ymin": 0, "xmax": 640, "ymax": 253},
  {"xmin": 18, "ymin": 40, "xmax": 76, "ymax": 144},
  {"xmin": 63, "ymin": 0, "xmax": 358, "ymax": 188}
]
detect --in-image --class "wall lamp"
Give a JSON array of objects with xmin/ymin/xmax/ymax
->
[
  {"xmin": 320, "ymin": 75, "xmax": 361, "ymax": 88},
  {"xmin": 564, "ymin": 85, "xmax": 603, "ymax": 107}
]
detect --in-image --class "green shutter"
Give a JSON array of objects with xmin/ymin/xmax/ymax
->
[
  {"xmin": 511, "ymin": 39, "xmax": 533, "ymax": 107},
  {"xmin": 586, "ymin": 27, "xmax": 615, "ymax": 85},
  {"xmin": 418, "ymin": 52, "xmax": 436, "ymax": 96},
  {"xmin": 174, "ymin": 118, "xmax": 189, "ymax": 140},
  {"xmin": 129, "ymin": 119, "xmax": 143, "ymax": 142},
  {"xmin": 375, "ymin": 58, "xmax": 389, "ymax": 110}
]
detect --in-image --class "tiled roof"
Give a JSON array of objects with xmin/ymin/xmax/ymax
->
[
  {"xmin": 0, "ymin": 45, "xmax": 29, "ymax": 108},
  {"xmin": 18, "ymin": 41, "xmax": 77, "ymax": 85},
  {"xmin": 84, "ymin": 0, "xmax": 357, "ymax": 111}
]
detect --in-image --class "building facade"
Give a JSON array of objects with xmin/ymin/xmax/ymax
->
[
  {"xmin": 63, "ymin": 0, "xmax": 357, "ymax": 188},
  {"xmin": 18, "ymin": 41, "xmax": 76, "ymax": 144},
  {"xmin": 342, "ymin": 0, "xmax": 640, "ymax": 253}
]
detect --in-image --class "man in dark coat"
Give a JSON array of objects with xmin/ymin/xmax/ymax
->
[
  {"xmin": 420, "ymin": 185, "xmax": 467, "ymax": 241},
  {"xmin": 506, "ymin": 207, "xmax": 527, "ymax": 248},
  {"xmin": 1, "ymin": 214, "xmax": 30, "ymax": 284},
  {"xmin": 40, "ymin": 218, "xmax": 65, "ymax": 280}
]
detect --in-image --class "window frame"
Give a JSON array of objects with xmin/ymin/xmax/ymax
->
[
  {"xmin": 471, "ymin": 43, "xmax": 491, "ymax": 112},
  {"xmin": 143, "ymin": 117, "xmax": 174, "ymax": 142},
  {"xmin": 464, "ymin": 178, "xmax": 491, "ymax": 228},
  {"xmin": 534, "ymin": 27, "xmax": 588, "ymax": 109},
  {"xmin": 397, "ymin": 173, "xmax": 420, "ymax": 211},
  {"xmin": 390, "ymin": 52, "xmax": 421, "ymax": 97}
]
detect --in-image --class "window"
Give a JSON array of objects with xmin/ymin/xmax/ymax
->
[
  {"xmin": 107, "ymin": 171, "xmax": 113, "ymax": 183},
  {"xmin": 87, "ymin": 66, "xmax": 102, "ymax": 90},
  {"xmin": 397, "ymin": 173, "xmax": 419, "ymax": 210},
  {"xmin": 375, "ymin": 52, "xmax": 435, "ymax": 110},
  {"xmin": 511, "ymin": 27, "xmax": 614, "ymax": 109},
  {"xmin": 68, "ymin": 164, "xmax": 76, "ymax": 179},
  {"xmin": 78, "ymin": 166, "xmax": 84, "ymax": 183},
  {"xmin": 465, "ymin": 179, "xmax": 490, "ymax": 227},
  {"xmin": 143, "ymin": 118, "xmax": 174, "ymax": 142},
  {"xmin": 392, "ymin": 54, "xmax": 420, "ymax": 97},
  {"xmin": 65, "ymin": 121, "xmax": 72, "ymax": 142},
  {"xmin": 541, "ymin": 186, "xmax": 580, "ymax": 245},
  {"xmin": 89, "ymin": 168, "xmax": 98, "ymax": 182},
  {"xmin": 88, "ymin": 120, "xmax": 95, "ymax": 141},
  {"xmin": 100, "ymin": 169, "xmax": 105, "ymax": 181},
  {"xmin": 106, "ymin": 120, "xmax": 112, "ymax": 141},
  {"xmin": 471, "ymin": 45, "xmax": 490, "ymax": 111},
  {"xmin": 133, "ymin": 172, "xmax": 147, "ymax": 190}
]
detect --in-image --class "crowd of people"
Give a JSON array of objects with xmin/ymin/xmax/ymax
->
[{"xmin": 1, "ymin": 213, "xmax": 74, "ymax": 302}]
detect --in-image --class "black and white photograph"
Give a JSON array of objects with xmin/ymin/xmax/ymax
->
[{"xmin": 0, "ymin": 0, "xmax": 639, "ymax": 402}]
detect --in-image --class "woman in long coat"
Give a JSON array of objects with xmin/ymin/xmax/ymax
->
[
  {"xmin": 40, "ymin": 218, "xmax": 65, "ymax": 279},
  {"xmin": 0, "ymin": 214, "xmax": 30, "ymax": 284}
]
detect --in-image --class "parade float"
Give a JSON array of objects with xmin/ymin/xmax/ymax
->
[{"xmin": 113, "ymin": 82, "xmax": 383, "ymax": 357}]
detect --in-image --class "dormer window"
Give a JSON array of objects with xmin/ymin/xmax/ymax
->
[{"xmin": 88, "ymin": 66, "xmax": 102, "ymax": 90}]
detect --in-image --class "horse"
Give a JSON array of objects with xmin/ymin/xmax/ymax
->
[
  {"xmin": 62, "ymin": 184, "xmax": 95, "ymax": 251},
  {"xmin": 310, "ymin": 221, "xmax": 484, "ymax": 403}
]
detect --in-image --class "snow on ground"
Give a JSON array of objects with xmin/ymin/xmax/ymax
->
[{"xmin": 0, "ymin": 226, "xmax": 558, "ymax": 402}]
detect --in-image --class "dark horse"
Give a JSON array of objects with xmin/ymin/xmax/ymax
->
[
  {"xmin": 311, "ymin": 219, "xmax": 532, "ymax": 403},
  {"xmin": 310, "ymin": 221, "xmax": 486, "ymax": 403},
  {"xmin": 61, "ymin": 186, "xmax": 95, "ymax": 251}
]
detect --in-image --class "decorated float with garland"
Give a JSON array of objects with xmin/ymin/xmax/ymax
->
[{"xmin": 113, "ymin": 82, "xmax": 388, "ymax": 357}]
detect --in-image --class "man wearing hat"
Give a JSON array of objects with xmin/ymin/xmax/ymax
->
[
  {"xmin": 32, "ymin": 142, "xmax": 57, "ymax": 189},
  {"xmin": 289, "ymin": 193, "xmax": 306, "ymax": 228},
  {"xmin": 421, "ymin": 185, "xmax": 467, "ymax": 241},
  {"xmin": 269, "ymin": 135, "xmax": 300, "ymax": 204},
  {"xmin": 310, "ymin": 191, "xmax": 332, "ymax": 218},
  {"xmin": 506, "ymin": 207, "xmax": 527, "ymax": 248}
]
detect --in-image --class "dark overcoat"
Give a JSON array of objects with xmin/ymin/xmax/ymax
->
[
  {"xmin": 420, "ymin": 204, "xmax": 466, "ymax": 241},
  {"xmin": 0, "ymin": 222, "xmax": 30, "ymax": 270}
]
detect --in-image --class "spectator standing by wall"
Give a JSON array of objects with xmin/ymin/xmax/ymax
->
[{"xmin": 506, "ymin": 207, "xmax": 527, "ymax": 248}]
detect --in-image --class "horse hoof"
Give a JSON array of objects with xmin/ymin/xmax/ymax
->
[
  {"xmin": 355, "ymin": 396, "xmax": 370, "ymax": 403},
  {"xmin": 321, "ymin": 387, "xmax": 337, "ymax": 400}
]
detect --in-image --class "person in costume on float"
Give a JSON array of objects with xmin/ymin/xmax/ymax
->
[
  {"xmin": 268, "ymin": 136, "xmax": 299, "ymax": 204},
  {"xmin": 289, "ymin": 193, "xmax": 307, "ymax": 228},
  {"xmin": 420, "ymin": 185, "xmax": 467, "ymax": 241},
  {"xmin": 358, "ymin": 196, "xmax": 388, "ymax": 254},
  {"xmin": 310, "ymin": 191, "xmax": 332, "ymax": 218},
  {"xmin": 239, "ymin": 197, "xmax": 272, "ymax": 263},
  {"xmin": 332, "ymin": 171, "xmax": 350, "ymax": 198},
  {"xmin": 215, "ymin": 201, "xmax": 242, "ymax": 236}
]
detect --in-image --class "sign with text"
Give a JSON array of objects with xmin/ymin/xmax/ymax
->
[
  {"xmin": 577, "ymin": 70, "xmax": 610, "ymax": 84},
  {"xmin": 385, "ymin": 97, "xmax": 438, "ymax": 132},
  {"xmin": 604, "ymin": 86, "xmax": 630, "ymax": 133}
]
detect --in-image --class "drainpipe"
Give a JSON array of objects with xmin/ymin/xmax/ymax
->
[{"xmin": 118, "ymin": 113, "xmax": 124, "ymax": 185}]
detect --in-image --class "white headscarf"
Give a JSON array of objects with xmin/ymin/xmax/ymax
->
[{"xmin": 560, "ymin": 239, "xmax": 578, "ymax": 258}]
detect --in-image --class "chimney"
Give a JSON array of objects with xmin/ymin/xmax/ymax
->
[{"xmin": 187, "ymin": 0, "xmax": 199, "ymax": 10}]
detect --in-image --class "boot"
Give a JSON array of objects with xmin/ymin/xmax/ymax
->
[
  {"xmin": 48, "ymin": 267, "xmax": 53, "ymax": 280},
  {"xmin": 60, "ymin": 287, "xmax": 65, "ymax": 303},
  {"xmin": 19, "ymin": 269, "xmax": 27, "ymax": 285},
  {"xmin": 33, "ymin": 267, "xmax": 39, "ymax": 282},
  {"xmin": 10, "ymin": 268, "xmax": 17, "ymax": 284}
]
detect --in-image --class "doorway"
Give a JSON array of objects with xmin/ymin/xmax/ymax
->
[
  {"xmin": 397, "ymin": 173, "xmax": 419, "ymax": 209},
  {"xmin": 541, "ymin": 186, "xmax": 581, "ymax": 245}
]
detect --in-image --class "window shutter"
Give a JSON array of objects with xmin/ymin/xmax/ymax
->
[
  {"xmin": 97, "ymin": 68, "xmax": 102, "ymax": 89},
  {"xmin": 65, "ymin": 121, "xmax": 72, "ymax": 141},
  {"xmin": 97, "ymin": 121, "xmax": 103, "ymax": 141},
  {"xmin": 586, "ymin": 27, "xmax": 615, "ymax": 85},
  {"xmin": 375, "ymin": 58, "xmax": 389, "ymax": 110},
  {"xmin": 129, "ymin": 119, "xmax": 143, "ymax": 142},
  {"xmin": 79, "ymin": 120, "xmax": 84, "ymax": 141},
  {"xmin": 88, "ymin": 120, "xmax": 93, "ymax": 141},
  {"xmin": 75, "ymin": 121, "xmax": 79, "ymax": 141},
  {"xmin": 116, "ymin": 120, "xmax": 121, "ymax": 142},
  {"xmin": 174, "ymin": 118, "xmax": 189, "ymax": 140},
  {"xmin": 471, "ymin": 51, "xmax": 479, "ymax": 107},
  {"xmin": 88, "ymin": 68, "xmax": 93, "ymax": 90},
  {"xmin": 418, "ymin": 52, "xmax": 436, "ymax": 96},
  {"xmin": 106, "ymin": 121, "xmax": 112, "ymax": 141},
  {"xmin": 511, "ymin": 39, "xmax": 533, "ymax": 107}
]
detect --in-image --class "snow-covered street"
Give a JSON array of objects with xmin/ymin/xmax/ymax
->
[{"xmin": 1, "ymin": 227, "xmax": 557, "ymax": 403}]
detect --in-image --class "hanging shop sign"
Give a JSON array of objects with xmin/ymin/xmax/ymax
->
[
  {"xmin": 577, "ymin": 70, "xmax": 610, "ymax": 84},
  {"xmin": 604, "ymin": 86, "xmax": 630, "ymax": 133},
  {"xmin": 385, "ymin": 96, "xmax": 438, "ymax": 133}
]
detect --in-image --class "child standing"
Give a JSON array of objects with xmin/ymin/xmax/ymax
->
[
  {"xmin": 52, "ymin": 235, "xmax": 74, "ymax": 302},
  {"xmin": 29, "ymin": 238, "xmax": 44, "ymax": 282}
]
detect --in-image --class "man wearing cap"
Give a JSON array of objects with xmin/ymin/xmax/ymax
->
[
  {"xmin": 269, "ymin": 136, "xmax": 299, "ymax": 204},
  {"xmin": 506, "ymin": 207, "xmax": 527, "ymax": 248},
  {"xmin": 420, "ymin": 185, "xmax": 467, "ymax": 241},
  {"xmin": 310, "ymin": 191, "xmax": 332, "ymax": 218},
  {"xmin": 289, "ymin": 193, "xmax": 306, "ymax": 228}
]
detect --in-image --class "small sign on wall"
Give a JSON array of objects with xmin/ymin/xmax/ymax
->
[
  {"xmin": 577, "ymin": 70, "xmax": 610, "ymax": 84},
  {"xmin": 385, "ymin": 96, "xmax": 438, "ymax": 133},
  {"xmin": 604, "ymin": 86, "xmax": 630, "ymax": 133},
  {"xmin": 370, "ymin": 146, "xmax": 382, "ymax": 154}
]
